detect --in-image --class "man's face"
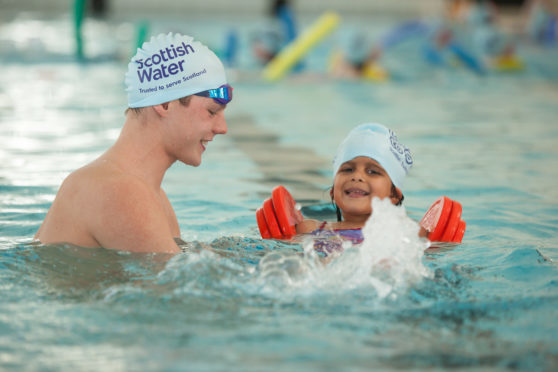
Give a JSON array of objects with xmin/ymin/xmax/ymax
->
[{"xmin": 164, "ymin": 95, "xmax": 228, "ymax": 166}]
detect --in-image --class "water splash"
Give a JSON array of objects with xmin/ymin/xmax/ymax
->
[
  {"xmin": 255, "ymin": 197, "xmax": 432, "ymax": 299},
  {"xmin": 95, "ymin": 199, "xmax": 433, "ymax": 303}
]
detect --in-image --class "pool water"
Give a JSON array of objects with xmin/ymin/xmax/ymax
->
[{"xmin": 1, "ymin": 12, "xmax": 558, "ymax": 371}]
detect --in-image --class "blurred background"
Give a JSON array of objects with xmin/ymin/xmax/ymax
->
[
  {"xmin": 1, "ymin": 1, "xmax": 558, "ymax": 371},
  {"xmin": 1, "ymin": 0, "xmax": 447, "ymax": 17}
]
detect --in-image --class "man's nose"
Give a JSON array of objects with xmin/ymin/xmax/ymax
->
[{"xmin": 214, "ymin": 112, "xmax": 227, "ymax": 135}]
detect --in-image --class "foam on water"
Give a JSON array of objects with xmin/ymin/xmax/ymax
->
[{"xmin": 254, "ymin": 198, "xmax": 431, "ymax": 300}]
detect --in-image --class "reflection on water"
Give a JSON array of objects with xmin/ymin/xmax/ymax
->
[
  {"xmin": 1, "ymin": 12, "xmax": 558, "ymax": 372},
  {"xmin": 227, "ymin": 114, "xmax": 331, "ymax": 201}
]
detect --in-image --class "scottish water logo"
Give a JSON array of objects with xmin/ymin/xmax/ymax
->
[{"xmin": 135, "ymin": 42, "xmax": 195, "ymax": 83}]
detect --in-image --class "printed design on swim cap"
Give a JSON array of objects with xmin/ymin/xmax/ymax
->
[
  {"xmin": 125, "ymin": 33, "xmax": 227, "ymax": 108},
  {"xmin": 388, "ymin": 129, "xmax": 413, "ymax": 173},
  {"xmin": 134, "ymin": 42, "xmax": 198, "ymax": 84},
  {"xmin": 331, "ymin": 123, "xmax": 413, "ymax": 189}
]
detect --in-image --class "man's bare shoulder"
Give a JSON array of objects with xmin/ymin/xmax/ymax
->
[
  {"xmin": 60, "ymin": 161, "xmax": 148, "ymax": 207},
  {"xmin": 95, "ymin": 162, "xmax": 144, "ymax": 193},
  {"xmin": 63, "ymin": 161, "xmax": 179, "ymax": 253}
]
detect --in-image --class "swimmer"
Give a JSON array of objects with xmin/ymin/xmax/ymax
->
[
  {"xmin": 295, "ymin": 124, "xmax": 412, "ymax": 242},
  {"xmin": 329, "ymin": 31, "xmax": 383, "ymax": 79},
  {"xmin": 34, "ymin": 33, "xmax": 233, "ymax": 253},
  {"xmin": 523, "ymin": 0, "xmax": 558, "ymax": 45},
  {"xmin": 251, "ymin": 29, "xmax": 283, "ymax": 65},
  {"xmin": 251, "ymin": 0, "xmax": 297, "ymax": 66},
  {"xmin": 257, "ymin": 124, "xmax": 413, "ymax": 249},
  {"xmin": 467, "ymin": 1, "xmax": 517, "ymax": 60},
  {"xmin": 257, "ymin": 124, "xmax": 465, "ymax": 251},
  {"xmin": 329, "ymin": 22, "xmax": 429, "ymax": 80}
]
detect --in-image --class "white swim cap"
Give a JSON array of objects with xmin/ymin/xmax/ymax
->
[
  {"xmin": 332, "ymin": 123, "xmax": 413, "ymax": 188},
  {"xmin": 125, "ymin": 33, "xmax": 227, "ymax": 108}
]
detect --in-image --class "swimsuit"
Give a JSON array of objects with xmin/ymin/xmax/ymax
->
[{"xmin": 311, "ymin": 221, "xmax": 363, "ymax": 255}]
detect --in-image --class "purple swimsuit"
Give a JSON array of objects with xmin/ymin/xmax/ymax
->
[{"xmin": 311, "ymin": 222, "xmax": 364, "ymax": 255}]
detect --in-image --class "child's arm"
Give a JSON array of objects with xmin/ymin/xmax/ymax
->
[
  {"xmin": 257, "ymin": 186, "xmax": 465, "ymax": 244},
  {"xmin": 256, "ymin": 185, "xmax": 303, "ymax": 239},
  {"xmin": 295, "ymin": 219, "xmax": 321, "ymax": 234}
]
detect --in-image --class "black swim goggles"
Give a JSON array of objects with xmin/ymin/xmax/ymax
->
[{"xmin": 194, "ymin": 84, "xmax": 233, "ymax": 105}]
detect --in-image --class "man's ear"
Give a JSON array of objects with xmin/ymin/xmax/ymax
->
[
  {"xmin": 391, "ymin": 186, "xmax": 403, "ymax": 205},
  {"xmin": 152, "ymin": 102, "xmax": 170, "ymax": 117},
  {"xmin": 329, "ymin": 187, "xmax": 334, "ymax": 200}
]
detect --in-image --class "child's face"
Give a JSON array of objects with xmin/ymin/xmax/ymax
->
[{"xmin": 331, "ymin": 156, "xmax": 398, "ymax": 221}]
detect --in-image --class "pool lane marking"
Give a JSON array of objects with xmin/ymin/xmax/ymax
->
[{"xmin": 227, "ymin": 114, "xmax": 331, "ymax": 202}]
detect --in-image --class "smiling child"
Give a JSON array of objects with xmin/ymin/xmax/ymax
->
[{"xmin": 295, "ymin": 123, "xmax": 413, "ymax": 242}]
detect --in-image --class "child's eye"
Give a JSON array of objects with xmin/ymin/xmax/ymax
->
[
  {"xmin": 208, "ymin": 110, "xmax": 217, "ymax": 116},
  {"xmin": 340, "ymin": 167, "xmax": 352, "ymax": 173},
  {"xmin": 367, "ymin": 169, "xmax": 380, "ymax": 175}
]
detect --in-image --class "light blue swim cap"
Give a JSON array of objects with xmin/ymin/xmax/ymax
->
[
  {"xmin": 344, "ymin": 31, "xmax": 373, "ymax": 66},
  {"xmin": 125, "ymin": 33, "xmax": 227, "ymax": 108},
  {"xmin": 332, "ymin": 123, "xmax": 413, "ymax": 188}
]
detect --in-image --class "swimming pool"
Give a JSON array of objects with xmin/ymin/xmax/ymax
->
[{"xmin": 1, "ymin": 11, "xmax": 558, "ymax": 371}]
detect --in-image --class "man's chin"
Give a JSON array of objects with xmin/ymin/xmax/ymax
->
[{"xmin": 182, "ymin": 158, "xmax": 202, "ymax": 167}]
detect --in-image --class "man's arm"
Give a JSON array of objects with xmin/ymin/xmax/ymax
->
[{"xmin": 91, "ymin": 178, "xmax": 181, "ymax": 253}]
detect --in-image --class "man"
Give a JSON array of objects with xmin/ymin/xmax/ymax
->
[{"xmin": 34, "ymin": 33, "xmax": 232, "ymax": 253}]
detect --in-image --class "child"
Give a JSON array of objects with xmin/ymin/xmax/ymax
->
[
  {"xmin": 296, "ymin": 123, "xmax": 412, "ymax": 245},
  {"xmin": 256, "ymin": 123, "xmax": 465, "ymax": 248}
]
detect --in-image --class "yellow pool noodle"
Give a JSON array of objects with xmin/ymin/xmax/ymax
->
[{"xmin": 263, "ymin": 12, "xmax": 341, "ymax": 82}]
